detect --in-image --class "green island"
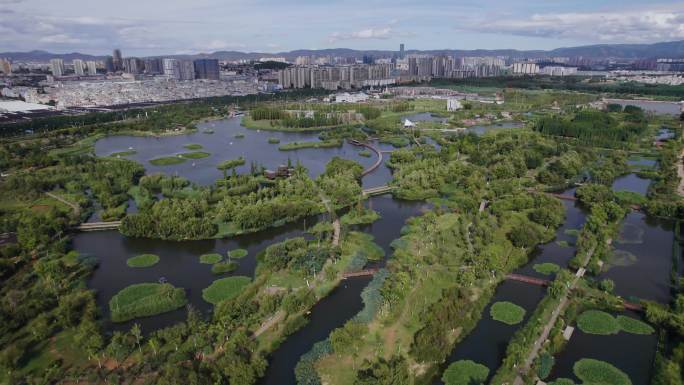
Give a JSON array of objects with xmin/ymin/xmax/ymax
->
[
  {"xmin": 202, "ymin": 276, "xmax": 251, "ymax": 304},
  {"xmin": 278, "ymin": 139, "xmax": 342, "ymax": 151},
  {"xmin": 533, "ymin": 262, "xmax": 561, "ymax": 275},
  {"xmin": 109, "ymin": 150, "xmax": 137, "ymax": 157},
  {"xmin": 149, "ymin": 155, "xmax": 186, "ymax": 166},
  {"xmin": 268, "ymin": 137, "xmax": 280, "ymax": 144},
  {"xmin": 228, "ymin": 248, "xmax": 248, "ymax": 259},
  {"xmin": 199, "ymin": 253, "xmax": 223, "ymax": 264},
  {"xmin": 179, "ymin": 151, "xmax": 211, "ymax": 159},
  {"xmin": 441, "ymin": 360, "xmax": 489, "ymax": 385},
  {"xmin": 126, "ymin": 253, "xmax": 160, "ymax": 268},
  {"xmin": 211, "ymin": 261, "xmax": 239, "ymax": 274},
  {"xmin": 490, "ymin": 301, "xmax": 527, "ymax": 325},
  {"xmin": 183, "ymin": 143, "xmax": 203, "ymax": 150},
  {"xmin": 109, "ymin": 283, "xmax": 187, "ymax": 322}
]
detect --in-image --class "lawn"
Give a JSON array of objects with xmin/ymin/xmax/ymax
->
[
  {"xmin": 109, "ymin": 283, "xmax": 187, "ymax": 322},
  {"xmin": 126, "ymin": 254, "xmax": 160, "ymax": 268},
  {"xmin": 199, "ymin": 253, "xmax": 223, "ymax": 264},
  {"xmin": 183, "ymin": 143, "xmax": 203, "ymax": 150},
  {"xmin": 490, "ymin": 301, "xmax": 526, "ymax": 325},
  {"xmin": 202, "ymin": 276, "xmax": 251, "ymax": 304},
  {"xmin": 616, "ymin": 315, "xmax": 654, "ymax": 335}
]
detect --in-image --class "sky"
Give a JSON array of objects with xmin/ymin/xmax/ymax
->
[{"xmin": 1, "ymin": 0, "xmax": 684, "ymax": 56}]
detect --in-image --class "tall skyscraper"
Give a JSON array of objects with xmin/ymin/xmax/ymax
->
[
  {"xmin": 86, "ymin": 61, "xmax": 98, "ymax": 76},
  {"xmin": 179, "ymin": 60, "xmax": 195, "ymax": 80},
  {"xmin": 112, "ymin": 49, "xmax": 123, "ymax": 71},
  {"xmin": 194, "ymin": 59, "xmax": 220, "ymax": 80},
  {"xmin": 163, "ymin": 58, "xmax": 181, "ymax": 79},
  {"xmin": 50, "ymin": 58, "xmax": 65, "ymax": 77},
  {"xmin": 124, "ymin": 57, "xmax": 144, "ymax": 74},
  {"xmin": 400, "ymin": 43, "xmax": 405, "ymax": 59},
  {"xmin": 73, "ymin": 59, "xmax": 85, "ymax": 76}
]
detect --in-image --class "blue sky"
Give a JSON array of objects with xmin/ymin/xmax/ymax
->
[{"xmin": 1, "ymin": 0, "xmax": 684, "ymax": 55}]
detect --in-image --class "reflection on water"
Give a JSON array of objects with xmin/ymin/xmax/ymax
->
[
  {"xmin": 612, "ymin": 174, "xmax": 651, "ymax": 196},
  {"xmin": 605, "ymin": 99, "xmax": 683, "ymax": 115}
]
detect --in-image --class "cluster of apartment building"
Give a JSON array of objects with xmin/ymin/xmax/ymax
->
[{"xmin": 277, "ymin": 63, "xmax": 395, "ymax": 90}]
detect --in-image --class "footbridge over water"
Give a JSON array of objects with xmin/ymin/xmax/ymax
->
[
  {"xmin": 348, "ymin": 139, "xmax": 383, "ymax": 177},
  {"xmin": 75, "ymin": 221, "xmax": 121, "ymax": 232}
]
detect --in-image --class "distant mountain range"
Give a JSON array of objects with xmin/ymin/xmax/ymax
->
[{"xmin": 3, "ymin": 40, "xmax": 684, "ymax": 62}]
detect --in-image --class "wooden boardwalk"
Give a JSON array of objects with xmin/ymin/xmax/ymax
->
[
  {"xmin": 348, "ymin": 139, "xmax": 383, "ymax": 177},
  {"xmin": 362, "ymin": 185, "xmax": 393, "ymax": 196},
  {"xmin": 75, "ymin": 221, "xmax": 121, "ymax": 231},
  {"xmin": 342, "ymin": 268, "xmax": 379, "ymax": 279},
  {"xmin": 506, "ymin": 273, "xmax": 550, "ymax": 286}
]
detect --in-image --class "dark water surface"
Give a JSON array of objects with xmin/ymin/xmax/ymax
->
[
  {"xmin": 549, "ymin": 312, "xmax": 657, "ymax": 385},
  {"xmin": 612, "ymin": 174, "xmax": 651, "ymax": 196}
]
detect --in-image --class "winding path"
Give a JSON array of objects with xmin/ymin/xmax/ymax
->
[
  {"xmin": 348, "ymin": 139, "xmax": 383, "ymax": 177},
  {"xmin": 45, "ymin": 191, "xmax": 80, "ymax": 215}
]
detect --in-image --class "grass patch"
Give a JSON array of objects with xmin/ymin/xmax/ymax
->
[
  {"xmin": 202, "ymin": 276, "xmax": 251, "ymax": 304},
  {"xmin": 109, "ymin": 150, "xmax": 137, "ymax": 157},
  {"xmin": 564, "ymin": 229, "xmax": 580, "ymax": 237},
  {"xmin": 533, "ymin": 263, "xmax": 561, "ymax": 275},
  {"xmin": 234, "ymin": 133, "xmax": 245, "ymax": 138},
  {"xmin": 126, "ymin": 254, "xmax": 160, "ymax": 268},
  {"xmin": 556, "ymin": 240, "xmax": 571, "ymax": 248},
  {"xmin": 183, "ymin": 143, "xmax": 203, "ymax": 150},
  {"xmin": 490, "ymin": 301, "xmax": 526, "ymax": 325},
  {"xmin": 202, "ymin": 129, "xmax": 214, "ymax": 134},
  {"xmin": 228, "ymin": 248, "xmax": 248, "ymax": 259},
  {"xmin": 441, "ymin": 360, "xmax": 490, "ymax": 385},
  {"xmin": 211, "ymin": 261, "xmax": 239, "ymax": 274},
  {"xmin": 199, "ymin": 253, "xmax": 223, "ymax": 264},
  {"xmin": 340, "ymin": 208, "xmax": 381, "ymax": 226},
  {"xmin": 179, "ymin": 151, "xmax": 211, "ymax": 159},
  {"xmin": 109, "ymin": 283, "xmax": 187, "ymax": 322},
  {"xmin": 577, "ymin": 310, "xmax": 620, "ymax": 335},
  {"xmin": 573, "ymin": 358, "xmax": 631, "ymax": 385},
  {"xmin": 358, "ymin": 150, "xmax": 372, "ymax": 157},
  {"xmin": 217, "ymin": 157, "xmax": 246, "ymax": 170},
  {"xmin": 617, "ymin": 315, "xmax": 655, "ymax": 335},
  {"xmin": 149, "ymin": 156, "xmax": 186, "ymax": 166},
  {"xmin": 268, "ymin": 137, "xmax": 281, "ymax": 144}
]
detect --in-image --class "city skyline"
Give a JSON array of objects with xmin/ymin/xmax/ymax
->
[{"xmin": 1, "ymin": 0, "xmax": 684, "ymax": 56}]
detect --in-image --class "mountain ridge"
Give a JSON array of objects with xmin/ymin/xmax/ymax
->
[{"xmin": 3, "ymin": 40, "xmax": 684, "ymax": 62}]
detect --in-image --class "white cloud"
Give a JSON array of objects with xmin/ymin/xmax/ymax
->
[
  {"xmin": 328, "ymin": 27, "xmax": 394, "ymax": 43},
  {"xmin": 39, "ymin": 34, "xmax": 83, "ymax": 44},
  {"xmin": 465, "ymin": 5, "xmax": 684, "ymax": 43}
]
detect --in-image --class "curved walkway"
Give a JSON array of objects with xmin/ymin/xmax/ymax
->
[{"xmin": 348, "ymin": 139, "xmax": 383, "ymax": 177}]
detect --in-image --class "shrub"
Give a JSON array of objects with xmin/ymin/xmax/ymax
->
[
  {"xmin": 228, "ymin": 248, "xmax": 248, "ymax": 259},
  {"xmin": 441, "ymin": 360, "xmax": 489, "ymax": 385},
  {"xmin": 109, "ymin": 283, "xmax": 187, "ymax": 322},
  {"xmin": 617, "ymin": 315, "xmax": 654, "ymax": 335},
  {"xmin": 126, "ymin": 254, "xmax": 159, "ymax": 268},
  {"xmin": 202, "ymin": 276, "xmax": 251, "ymax": 304},
  {"xmin": 533, "ymin": 263, "xmax": 561, "ymax": 276},
  {"xmin": 576, "ymin": 310, "xmax": 620, "ymax": 335},
  {"xmin": 199, "ymin": 253, "xmax": 223, "ymax": 264},
  {"xmin": 490, "ymin": 301, "xmax": 526, "ymax": 325},
  {"xmin": 537, "ymin": 352, "xmax": 555, "ymax": 380},
  {"xmin": 573, "ymin": 358, "xmax": 631, "ymax": 385},
  {"xmin": 211, "ymin": 261, "xmax": 239, "ymax": 274}
]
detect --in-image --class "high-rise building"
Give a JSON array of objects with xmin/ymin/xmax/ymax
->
[
  {"xmin": 105, "ymin": 56, "xmax": 115, "ymax": 73},
  {"xmin": 179, "ymin": 60, "xmax": 195, "ymax": 80},
  {"xmin": 124, "ymin": 57, "xmax": 144, "ymax": 74},
  {"xmin": 73, "ymin": 59, "xmax": 85, "ymax": 76},
  {"xmin": 50, "ymin": 58, "xmax": 65, "ymax": 77},
  {"xmin": 163, "ymin": 58, "xmax": 181, "ymax": 79},
  {"xmin": 112, "ymin": 49, "xmax": 123, "ymax": 71},
  {"xmin": 193, "ymin": 59, "xmax": 220, "ymax": 80},
  {"xmin": 0, "ymin": 58, "xmax": 11, "ymax": 74},
  {"xmin": 86, "ymin": 61, "xmax": 98, "ymax": 76},
  {"xmin": 399, "ymin": 43, "xmax": 405, "ymax": 59},
  {"xmin": 144, "ymin": 58, "xmax": 163, "ymax": 75}
]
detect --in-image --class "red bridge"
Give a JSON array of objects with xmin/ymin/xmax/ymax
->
[
  {"xmin": 342, "ymin": 268, "xmax": 379, "ymax": 279},
  {"xmin": 506, "ymin": 273, "xmax": 550, "ymax": 286}
]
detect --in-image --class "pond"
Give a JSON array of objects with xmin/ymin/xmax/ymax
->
[
  {"xmin": 601, "ymin": 212, "xmax": 674, "ymax": 303},
  {"xmin": 548, "ymin": 311, "xmax": 657, "ymax": 385},
  {"xmin": 468, "ymin": 121, "xmax": 524, "ymax": 136},
  {"xmin": 612, "ymin": 173, "xmax": 651, "ymax": 196},
  {"xmin": 604, "ymin": 99, "xmax": 683, "ymax": 116},
  {"xmin": 94, "ymin": 116, "xmax": 392, "ymax": 187}
]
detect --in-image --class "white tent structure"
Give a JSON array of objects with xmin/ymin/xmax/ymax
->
[{"xmin": 404, "ymin": 119, "xmax": 416, "ymax": 128}]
